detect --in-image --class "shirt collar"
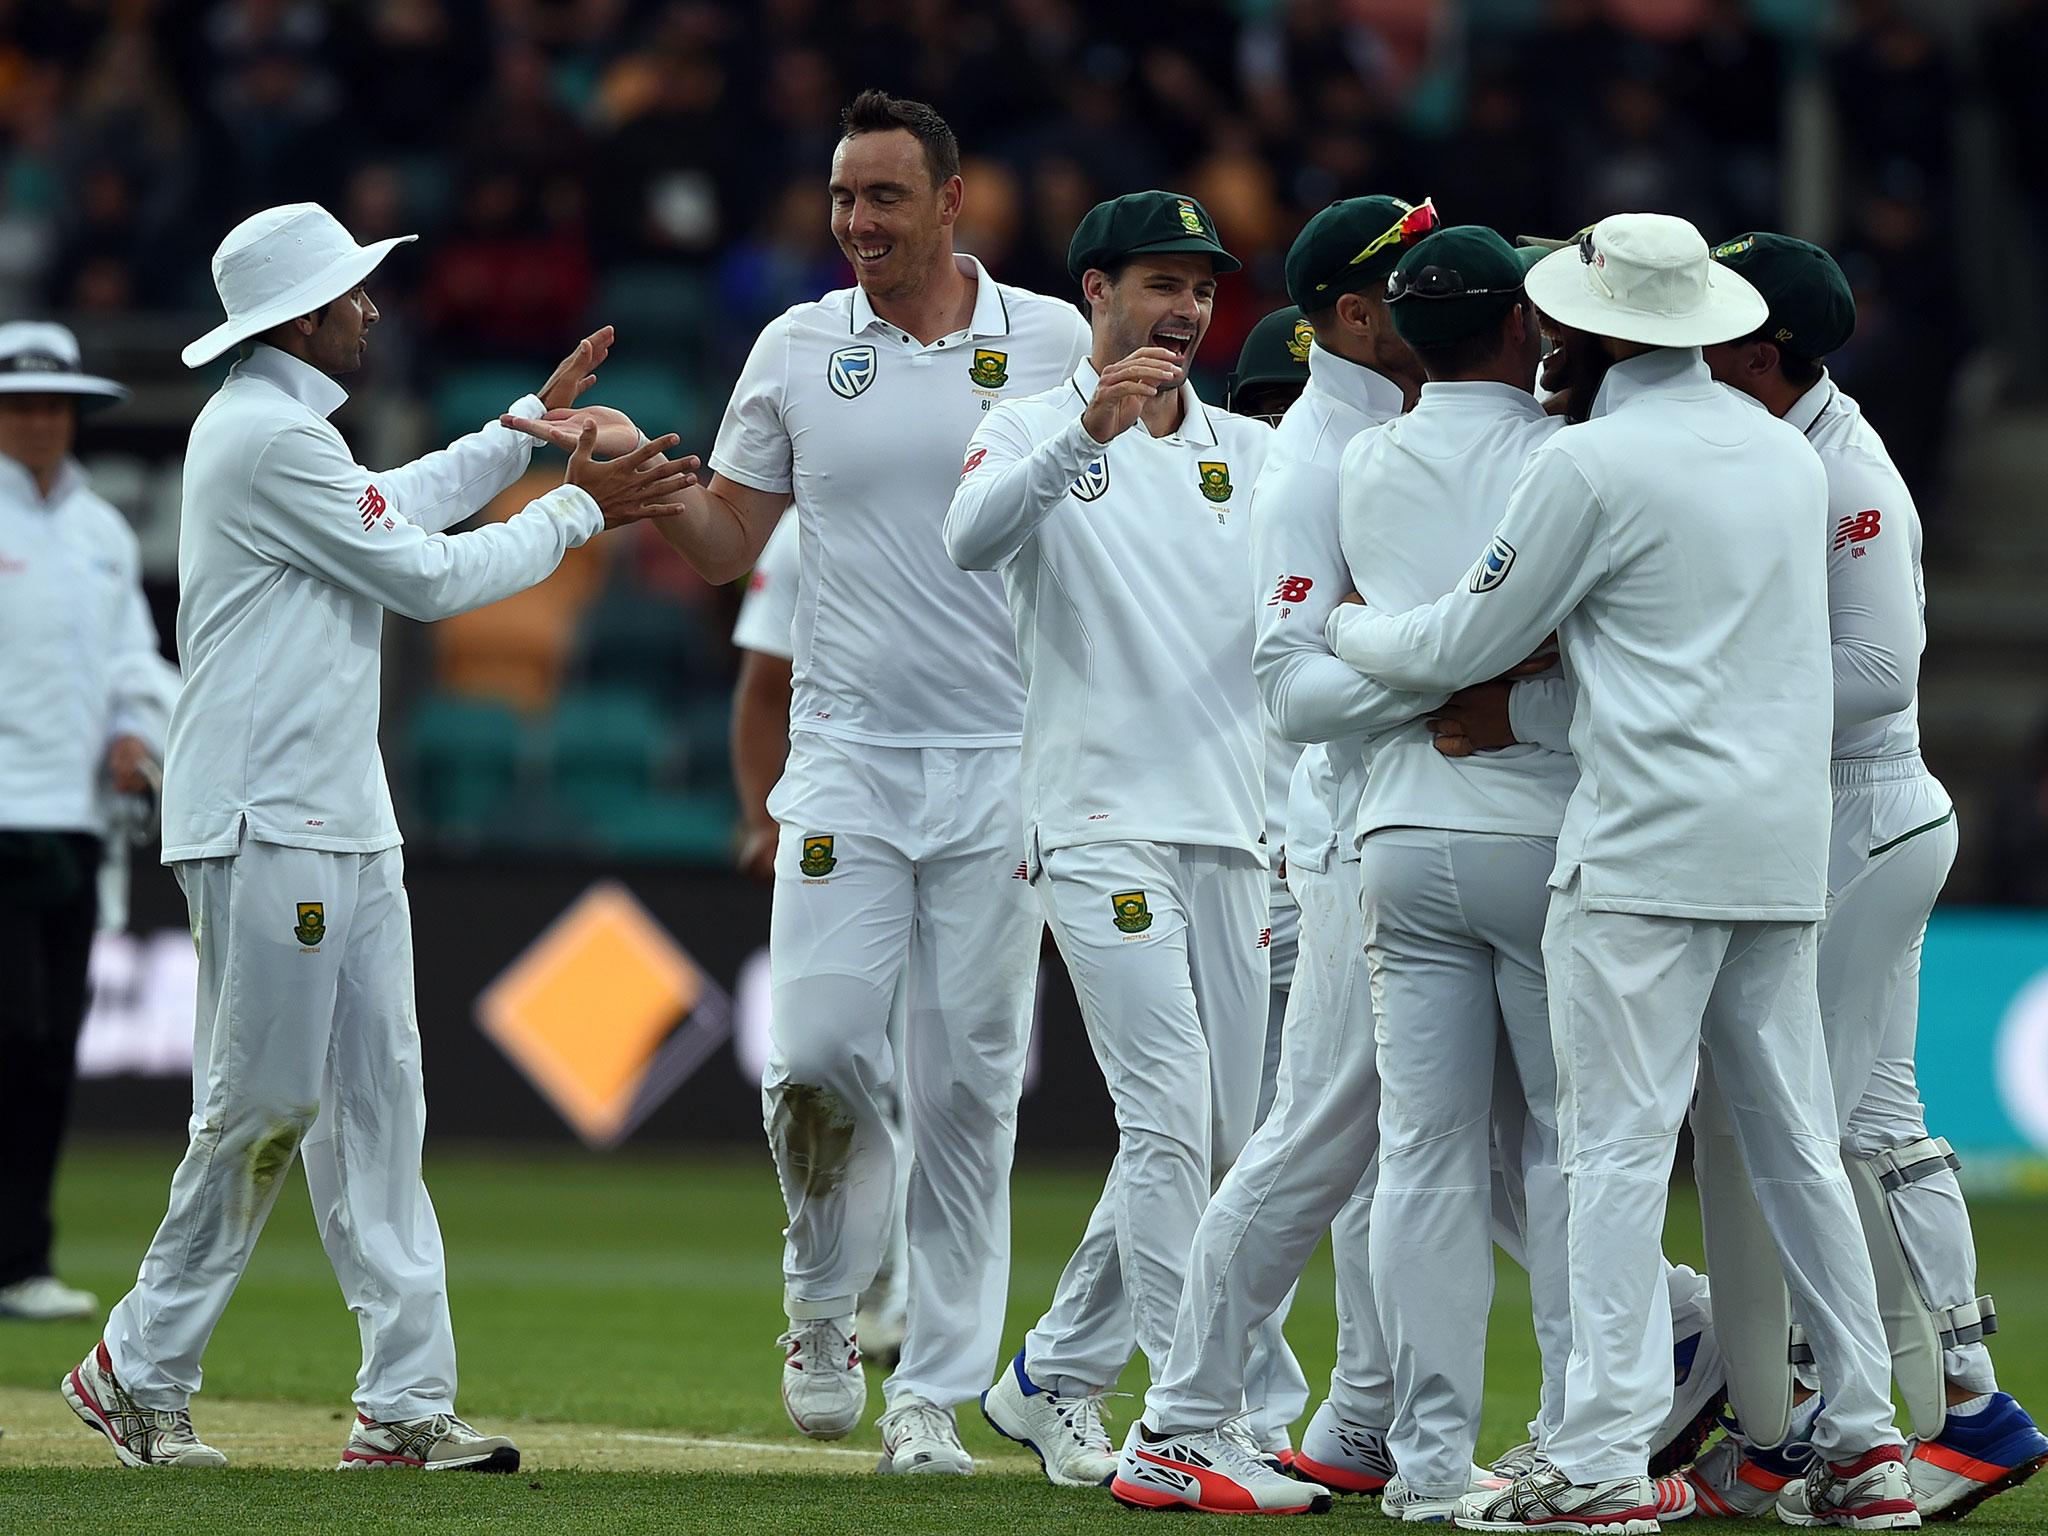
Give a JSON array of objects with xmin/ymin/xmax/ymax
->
[
  {"xmin": 232, "ymin": 343, "xmax": 350, "ymax": 419},
  {"xmin": 1068, "ymin": 357, "xmax": 1220, "ymax": 448},
  {"xmin": 1588, "ymin": 346, "xmax": 1710, "ymax": 420},
  {"xmin": 849, "ymin": 253, "xmax": 1012, "ymax": 341},
  {"xmin": 1782, "ymin": 367, "xmax": 1837, "ymax": 438},
  {"xmin": 0, "ymin": 452, "xmax": 84, "ymax": 507},
  {"xmin": 1306, "ymin": 343, "xmax": 1407, "ymax": 426},
  {"xmin": 1413, "ymin": 379, "xmax": 1547, "ymax": 418}
]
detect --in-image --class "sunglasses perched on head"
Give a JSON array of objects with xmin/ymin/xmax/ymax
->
[
  {"xmin": 1384, "ymin": 264, "xmax": 1522, "ymax": 303},
  {"xmin": 1344, "ymin": 198, "xmax": 1439, "ymax": 272}
]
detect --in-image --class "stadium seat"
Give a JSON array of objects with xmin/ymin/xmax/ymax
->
[
  {"xmin": 540, "ymin": 687, "xmax": 673, "ymax": 818},
  {"xmin": 579, "ymin": 787, "xmax": 737, "ymax": 862},
  {"xmin": 433, "ymin": 365, "xmax": 541, "ymax": 443},
  {"xmin": 593, "ymin": 264, "xmax": 712, "ymax": 348},
  {"xmin": 406, "ymin": 693, "xmax": 527, "ymax": 839},
  {"xmin": 569, "ymin": 587, "xmax": 726, "ymax": 701}
]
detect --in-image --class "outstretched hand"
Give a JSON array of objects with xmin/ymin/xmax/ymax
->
[
  {"xmin": 563, "ymin": 422, "xmax": 700, "ymax": 529},
  {"xmin": 537, "ymin": 326, "xmax": 614, "ymax": 411},
  {"xmin": 502, "ymin": 403, "xmax": 646, "ymax": 458}
]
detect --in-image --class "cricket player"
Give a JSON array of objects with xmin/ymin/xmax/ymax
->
[
  {"xmin": 1680, "ymin": 234, "xmax": 2048, "ymax": 1519},
  {"xmin": 1122, "ymin": 197, "xmax": 1435, "ymax": 1515},
  {"xmin": 639, "ymin": 92, "xmax": 1090, "ymax": 1474},
  {"xmin": 945, "ymin": 191, "xmax": 1274, "ymax": 1498},
  {"xmin": 729, "ymin": 513, "xmax": 912, "ymax": 1369},
  {"xmin": 62, "ymin": 202, "xmax": 691, "ymax": 1471},
  {"xmin": 0, "ymin": 322, "xmax": 173, "ymax": 1325},
  {"xmin": 1327, "ymin": 214, "xmax": 1914, "ymax": 1531}
]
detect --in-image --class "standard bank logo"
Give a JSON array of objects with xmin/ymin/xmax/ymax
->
[
  {"xmin": 827, "ymin": 345, "xmax": 877, "ymax": 399},
  {"xmin": 1471, "ymin": 534, "xmax": 1516, "ymax": 593}
]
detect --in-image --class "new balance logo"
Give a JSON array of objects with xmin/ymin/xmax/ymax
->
[
  {"xmin": 1257, "ymin": 927, "xmax": 1271, "ymax": 949},
  {"xmin": 1268, "ymin": 575, "xmax": 1313, "ymax": 607},
  {"xmin": 359, "ymin": 485, "xmax": 389, "ymax": 530},
  {"xmin": 1833, "ymin": 509, "xmax": 1881, "ymax": 550},
  {"xmin": 1014, "ymin": 861, "xmax": 1030, "ymax": 880}
]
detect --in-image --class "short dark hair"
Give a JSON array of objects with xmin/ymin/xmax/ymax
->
[
  {"xmin": 839, "ymin": 89, "xmax": 960, "ymax": 188},
  {"xmin": 1410, "ymin": 305, "xmax": 1518, "ymax": 379},
  {"xmin": 1741, "ymin": 326, "xmax": 1825, "ymax": 388}
]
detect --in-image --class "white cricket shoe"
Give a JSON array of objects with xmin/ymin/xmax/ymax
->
[
  {"xmin": 1, "ymin": 1274, "xmax": 98, "ymax": 1321},
  {"xmin": 1386, "ymin": 1466, "xmax": 1510, "ymax": 1523},
  {"xmin": 1454, "ymin": 1463, "xmax": 1663, "ymax": 1533},
  {"xmin": 1296, "ymin": 1398, "xmax": 1396, "ymax": 1494},
  {"xmin": 340, "ymin": 1410, "xmax": 519, "ymax": 1471},
  {"xmin": 1111, "ymin": 1419, "xmax": 1333, "ymax": 1514},
  {"xmin": 1492, "ymin": 1440, "xmax": 1545, "ymax": 1480},
  {"xmin": 876, "ymin": 1398, "xmax": 973, "ymax": 1476},
  {"xmin": 980, "ymin": 1348, "xmax": 1117, "ymax": 1486},
  {"xmin": 60, "ymin": 1341, "xmax": 227, "ymax": 1468},
  {"xmin": 1776, "ymin": 1445, "xmax": 1920, "ymax": 1529},
  {"xmin": 778, "ymin": 1316, "xmax": 866, "ymax": 1440}
]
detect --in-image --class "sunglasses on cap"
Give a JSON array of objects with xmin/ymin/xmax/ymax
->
[
  {"xmin": 1347, "ymin": 197, "xmax": 1439, "ymax": 270},
  {"xmin": 1384, "ymin": 264, "xmax": 1523, "ymax": 303}
]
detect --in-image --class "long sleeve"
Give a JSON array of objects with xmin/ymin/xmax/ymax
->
[
  {"xmin": 248, "ymin": 422, "xmax": 601, "ymax": 623},
  {"xmin": 1326, "ymin": 445, "xmax": 1607, "ymax": 693},
  {"xmin": 1823, "ymin": 452, "xmax": 1920, "ymax": 733},
  {"xmin": 368, "ymin": 392, "xmax": 545, "ymax": 534},
  {"xmin": 945, "ymin": 405, "xmax": 1098, "ymax": 571},
  {"xmin": 1252, "ymin": 455, "xmax": 1442, "ymax": 744},
  {"xmin": 1507, "ymin": 674, "xmax": 1574, "ymax": 754}
]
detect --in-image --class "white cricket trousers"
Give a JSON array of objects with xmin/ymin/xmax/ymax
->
[
  {"xmin": 1819, "ymin": 757, "xmax": 1986, "ymax": 1389},
  {"xmin": 764, "ymin": 733, "xmax": 1038, "ymax": 1411},
  {"xmin": 1144, "ymin": 854, "xmax": 1389, "ymax": 1434},
  {"xmin": 104, "ymin": 841, "xmax": 456, "ymax": 1419},
  {"xmin": 1243, "ymin": 886, "xmax": 1310, "ymax": 1449},
  {"xmin": 1362, "ymin": 829, "xmax": 1571, "ymax": 1498},
  {"xmin": 1023, "ymin": 840, "xmax": 1268, "ymax": 1389},
  {"xmin": 1543, "ymin": 872, "xmax": 1898, "ymax": 1482}
]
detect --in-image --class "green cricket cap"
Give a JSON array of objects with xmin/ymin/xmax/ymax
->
[
  {"xmin": 1710, "ymin": 232, "xmax": 1856, "ymax": 358},
  {"xmin": 1385, "ymin": 226, "xmax": 1543, "ymax": 348},
  {"xmin": 1226, "ymin": 305, "xmax": 1314, "ymax": 411},
  {"xmin": 1284, "ymin": 195, "xmax": 1438, "ymax": 311},
  {"xmin": 1066, "ymin": 190, "xmax": 1240, "ymax": 285}
]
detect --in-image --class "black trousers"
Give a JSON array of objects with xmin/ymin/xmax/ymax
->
[{"xmin": 0, "ymin": 831, "xmax": 101, "ymax": 1287}]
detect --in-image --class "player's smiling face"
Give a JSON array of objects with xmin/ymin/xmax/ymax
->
[
  {"xmin": 1100, "ymin": 255, "xmax": 1217, "ymax": 388},
  {"xmin": 829, "ymin": 129, "xmax": 959, "ymax": 302}
]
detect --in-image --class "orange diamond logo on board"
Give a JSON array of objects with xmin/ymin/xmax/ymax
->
[{"xmin": 475, "ymin": 880, "xmax": 731, "ymax": 1147}]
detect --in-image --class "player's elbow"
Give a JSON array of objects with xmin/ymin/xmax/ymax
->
[{"xmin": 943, "ymin": 506, "xmax": 1000, "ymax": 571}]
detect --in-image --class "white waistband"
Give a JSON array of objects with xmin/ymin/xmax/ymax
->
[{"xmin": 1830, "ymin": 752, "xmax": 1927, "ymax": 788}]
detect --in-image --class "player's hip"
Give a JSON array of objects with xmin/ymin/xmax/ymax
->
[{"xmin": 768, "ymin": 730, "xmax": 1024, "ymax": 864}]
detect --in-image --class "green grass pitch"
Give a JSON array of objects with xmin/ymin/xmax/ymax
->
[{"xmin": 1, "ymin": 1141, "xmax": 2044, "ymax": 1534}]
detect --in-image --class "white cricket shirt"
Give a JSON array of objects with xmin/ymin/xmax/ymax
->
[
  {"xmin": 0, "ymin": 454, "xmax": 177, "ymax": 834},
  {"xmin": 1250, "ymin": 344, "xmax": 1409, "ymax": 874},
  {"xmin": 1327, "ymin": 349, "xmax": 1834, "ymax": 920},
  {"xmin": 946, "ymin": 359, "xmax": 1273, "ymax": 857},
  {"xmin": 731, "ymin": 510, "xmax": 799, "ymax": 661},
  {"xmin": 709, "ymin": 254, "xmax": 1091, "ymax": 747},
  {"xmin": 162, "ymin": 345, "xmax": 600, "ymax": 861},
  {"xmin": 1336, "ymin": 380, "xmax": 1577, "ymax": 845},
  {"xmin": 1782, "ymin": 372, "xmax": 1925, "ymax": 763}
]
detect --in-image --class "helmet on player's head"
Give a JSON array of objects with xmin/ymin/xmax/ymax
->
[{"xmin": 1226, "ymin": 305, "xmax": 1312, "ymax": 423}]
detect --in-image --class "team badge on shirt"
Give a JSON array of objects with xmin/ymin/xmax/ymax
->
[
  {"xmin": 826, "ymin": 345, "xmax": 877, "ymax": 400},
  {"xmin": 1071, "ymin": 457, "xmax": 1110, "ymax": 501},
  {"xmin": 1470, "ymin": 535, "xmax": 1517, "ymax": 592},
  {"xmin": 1111, "ymin": 890, "xmax": 1153, "ymax": 934},
  {"xmin": 294, "ymin": 902, "xmax": 325, "ymax": 946},
  {"xmin": 799, "ymin": 834, "xmax": 838, "ymax": 877},
  {"xmin": 968, "ymin": 349, "xmax": 1009, "ymax": 388},
  {"xmin": 1198, "ymin": 462, "xmax": 1233, "ymax": 503}
]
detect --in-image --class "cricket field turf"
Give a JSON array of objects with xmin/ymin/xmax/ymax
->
[{"xmin": 2, "ymin": 1142, "xmax": 2043, "ymax": 1534}]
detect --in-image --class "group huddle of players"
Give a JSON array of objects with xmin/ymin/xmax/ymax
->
[{"xmin": 689, "ymin": 89, "xmax": 2048, "ymax": 1529}]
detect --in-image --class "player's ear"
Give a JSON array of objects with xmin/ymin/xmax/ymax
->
[
  {"xmin": 1334, "ymin": 290, "xmax": 1371, "ymax": 337},
  {"xmin": 936, "ymin": 174, "xmax": 964, "ymax": 227}
]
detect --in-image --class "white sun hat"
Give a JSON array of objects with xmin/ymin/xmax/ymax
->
[
  {"xmin": 181, "ymin": 202, "xmax": 416, "ymax": 369},
  {"xmin": 1525, "ymin": 212, "xmax": 1767, "ymax": 348},
  {"xmin": 0, "ymin": 321, "xmax": 130, "ymax": 410}
]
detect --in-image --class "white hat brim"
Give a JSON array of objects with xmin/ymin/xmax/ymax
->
[
  {"xmin": 0, "ymin": 373, "xmax": 130, "ymax": 411},
  {"xmin": 181, "ymin": 233, "xmax": 417, "ymax": 369},
  {"xmin": 1524, "ymin": 242, "xmax": 1768, "ymax": 348}
]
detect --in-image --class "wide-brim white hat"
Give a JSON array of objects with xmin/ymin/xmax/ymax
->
[
  {"xmin": 1526, "ymin": 212, "xmax": 1767, "ymax": 348},
  {"xmin": 183, "ymin": 202, "xmax": 416, "ymax": 368},
  {"xmin": 0, "ymin": 321, "xmax": 130, "ymax": 411}
]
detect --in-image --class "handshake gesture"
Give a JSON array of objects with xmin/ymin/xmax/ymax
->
[{"xmin": 500, "ymin": 325, "xmax": 701, "ymax": 529}]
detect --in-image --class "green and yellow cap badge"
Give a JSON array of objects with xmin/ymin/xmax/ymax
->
[
  {"xmin": 1225, "ymin": 305, "xmax": 1312, "ymax": 415},
  {"xmin": 1067, "ymin": 190, "xmax": 1241, "ymax": 285}
]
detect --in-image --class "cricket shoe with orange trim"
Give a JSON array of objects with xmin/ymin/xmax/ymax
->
[
  {"xmin": 339, "ymin": 1411, "xmax": 519, "ymax": 1471},
  {"xmin": 778, "ymin": 1316, "xmax": 866, "ymax": 1440},
  {"xmin": 60, "ymin": 1340, "xmax": 227, "ymax": 1468},
  {"xmin": 1453, "ymin": 1463, "xmax": 1663, "ymax": 1534},
  {"xmin": 1295, "ymin": 1399, "xmax": 1395, "ymax": 1494},
  {"xmin": 1685, "ymin": 1429, "xmax": 1815, "ymax": 1517},
  {"xmin": 1776, "ymin": 1445, "xmax": 1920, "ymax": 1529},
  {"xmin": 1111, "ymin": 1419, "xmax": 1334, "ymax": 1514},
  {"xmin": 1908, "ymin": 1393, "xmax": 2048, "ymax": 1521}
]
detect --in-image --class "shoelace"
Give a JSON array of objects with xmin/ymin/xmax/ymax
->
[
  {"xmin": 1207, "ymin": 1415, "xmax": 1282, "ymax": 1479},
  {"xmin": 1051, "ymin": 1389, "xmax": 1115, "ymax": 1453},
  {"xmin": 882, "ymin": 1400, "xmax": 958, "ymax": 1447},
  {"xmin": 776, "ymin": 1320, "xmax": 855, "ymax": 1366}
]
